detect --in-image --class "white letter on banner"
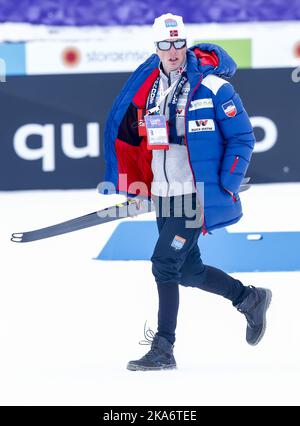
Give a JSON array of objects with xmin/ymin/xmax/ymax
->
[
  {"xmin": 61, "ymin": 123, "xmax": 100, "ymax": 159},
  {"xmin": 250, "ymin": 116, "xmax": 278, "ymax": 153},
  {"xmin": 0, "ymin": 58, "xmax": 6, "ymax": 82},
  {"xmin": 13, "ymin": 124, "xmax": 55, "ymax": 171},
  {"xmin": 291, "ymin": 66, "xmax": 300, "ymax": 83}
]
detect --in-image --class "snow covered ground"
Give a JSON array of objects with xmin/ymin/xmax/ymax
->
[{"xmin": 0, "ymin": 183, "xmax": 300, "ymax": 406}]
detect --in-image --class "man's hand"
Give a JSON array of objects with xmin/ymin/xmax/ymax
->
[{"xmin": 238, "ymin": 177, "xmax": 251, "ymax": 193}]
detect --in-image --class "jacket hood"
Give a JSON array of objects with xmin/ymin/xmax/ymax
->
[{"xmin": 188, "ymin": 43, "xmax": 237, "ymax": 79}]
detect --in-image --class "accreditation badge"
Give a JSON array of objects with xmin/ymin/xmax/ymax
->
[{"xmin": 144, "ymin": 114, "xmax": 169, "ymax": 150}]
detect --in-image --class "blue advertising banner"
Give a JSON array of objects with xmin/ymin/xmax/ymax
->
[{"xmin": 0, "ymin": 73, "xmax": 122, "ymax": 190}]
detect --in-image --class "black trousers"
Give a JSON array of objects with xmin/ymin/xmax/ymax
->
[{"xmin": 150, "ymin": 194, "xmax": 249, "ymax": 345}]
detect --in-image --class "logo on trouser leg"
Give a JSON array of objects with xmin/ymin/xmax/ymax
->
[{"xmin": 171, "ymin": 235, "xmax": 186, "ymax": 250}]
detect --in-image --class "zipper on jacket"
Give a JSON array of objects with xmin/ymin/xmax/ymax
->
[
  {"xmin": 163, "ymin": 151, "xmax": 169, "ymax": 185},
  {"xmin": 230, "ymin": 156, "xmax": 239, "ymax": 173},
  {"xmin": 162, "ymin": 79, "xmax": 170, "ymax": 191},
  {"xmin": 183, "ymin": 76, "xmax": 208, "ymax": 235}
]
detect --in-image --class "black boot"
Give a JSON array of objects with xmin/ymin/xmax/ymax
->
[
  {"xmin": 127, "ymin": 333, "xmax": 177, "ymax": 371},
  {"xmin": 236, "ymin": 286, "xmax": 272, "ymax": 346}
]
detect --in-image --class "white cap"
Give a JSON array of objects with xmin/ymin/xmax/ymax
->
[{"xmin": 152, "ymin": 13, "xmax": 186, "ymax": 42}]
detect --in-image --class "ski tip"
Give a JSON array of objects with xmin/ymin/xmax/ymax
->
[{"xmin": 11, "ymin": 233, "xmax": 24, "ymax": 243}]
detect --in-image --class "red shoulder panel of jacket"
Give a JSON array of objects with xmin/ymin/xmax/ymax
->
[
  {"xmin": 193, "ymin": 48, "xmax": 219, "ymax": 68},
  {"xmin": 132, "ymin": 68, "xmax": 160, "ymax": 108}
]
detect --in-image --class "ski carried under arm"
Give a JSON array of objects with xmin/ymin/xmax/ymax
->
[{"xmin": 11, "ymin": 198, "xmax": 153, "ymax": 243}]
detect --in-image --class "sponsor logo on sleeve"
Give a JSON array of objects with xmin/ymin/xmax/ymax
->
[
  {"xmin": 222, "ymin": 100, "xmax": 237, "ymax": 117},
  {"xmin": 188, "ymin": 119, "xmax": 215, "ymax": 132},
  {"xmin": 189, "ymin": 98, "xmax": 213, "ymax": 111}
]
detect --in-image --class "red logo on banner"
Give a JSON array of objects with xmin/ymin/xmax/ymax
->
[
  {"xmin": 222, "ymin": 100, "xmax": 237, "ymax": 117},
  {"xmin": 294, "ymin": 41, "xmax": 300, "ymax": 58},
  {"xmin": 61, "ymin": 47, "xmax": 81, "ymax": 67}
]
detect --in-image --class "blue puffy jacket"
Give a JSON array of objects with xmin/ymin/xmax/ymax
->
[{"xmin": 103, "ymin": 43, "xmax": 255, "ymax": 233}]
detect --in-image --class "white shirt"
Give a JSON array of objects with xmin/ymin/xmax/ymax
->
[{"xmin": 150, "ymin": 62, "xmax": 196, "ymax": 197}]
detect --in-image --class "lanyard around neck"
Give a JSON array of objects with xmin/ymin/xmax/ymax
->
[
  {"xmin": 147, "ymin": 72, "xmax": 187, "ymax": 115},
  {"xmin": 147, "ymin": 77, "xmax": 178, "ymax": 115}
]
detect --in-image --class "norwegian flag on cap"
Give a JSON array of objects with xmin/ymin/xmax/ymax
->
[{"xmin": 169, "ymin": 30, "xmax": 178, "ymax": 37}]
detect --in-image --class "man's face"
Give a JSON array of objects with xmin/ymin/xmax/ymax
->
[{"xmin": 156, "ymin": 39, "xmax": 187, "ymax": 75}]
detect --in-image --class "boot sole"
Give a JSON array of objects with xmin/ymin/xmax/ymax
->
[
  {"xmin": 249, "ymin": 288, "xmax": 272, "ymax": 346},
  {"xmin": 127, "ymin": 363, "xmax": 177, "ymax": 371}
]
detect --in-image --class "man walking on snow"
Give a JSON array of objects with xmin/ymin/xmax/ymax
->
[{"xmin": 102, "ymin": 13, "xmax": 272, "ymax": 371}]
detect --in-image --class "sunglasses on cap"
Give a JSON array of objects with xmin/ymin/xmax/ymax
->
[{"xmin": 156, "ymin": 39, "xmax": 187, "ymax": 51}]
